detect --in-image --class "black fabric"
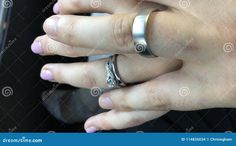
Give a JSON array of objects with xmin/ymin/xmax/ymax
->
[
  {"xmin": 0, "ymin": 0, "xmax": 87, "ymax": 132},
  {"xmin": 0, "ymin": 0, "xmax": 235, "ymax": 132}
]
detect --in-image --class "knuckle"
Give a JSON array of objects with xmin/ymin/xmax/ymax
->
[
  {"xmin": 58, "ymin": 0, "xmax": 65, "ymax": 11},
  {"xmin": 81, "ymin": 65, "xmax": 98, "ymax": 87},
  {"xmin": 111, "ymin": 14, "xmax": 134, "ymax": 52},
  {"xmin": 60, "ymin": 18, "xmax": 78, "ymax": 45},
  {"xmin": 45, "ymin": 39, "xmax": 56, "ymax": 54},
  {"xmin": 70, "ymin": 0, "xmax": 81, "ymax": 7},
  {"xmin": 53, "ymin": 66, "xmax": 64, "ymax": 83},
  {"xmin": 120, "ymin": 94, "xmax": 133, "ymax": 110},
  {"xmin": 65, "ymin": 47, "xmax": 79, "ymax": 57},
  {"xmin": 174, "ymin": 96, "xmax": 190, "ymax": 110},
  {"xmin": 70, "ymin": 0, "xmax": 90, "ymax": 11},
  {"xmin": 147, "ymin": 86, "xmax": 170, "ymax": 110},
  {"xmin": 40, "ymin": 37, "xmax": 52, "ymax": 54},
  {"xmin": 113, "ymin": 89, "xmax": 133, "ymax": 110},
  {"xmin": 126, "ymin": 117, "xmax": 145, "ymax": 128},
  {"xmin": 50, "ymin": 65, "xmax": 67, "ymax": 84},
  {"xmin": 97, "ymin": 113, "xmax": 113, "ymax": 130},
  {"xmin": 59, "ymin": 0, "xmax": 79, "ymax": 11}
]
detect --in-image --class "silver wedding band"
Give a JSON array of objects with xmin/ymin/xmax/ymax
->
[
  {"xmin": 132, "ymin": 8, "xmax": 158, "ymax": 58},
  {"xmin": 105, "ymin": 55, "xmax": 126, "ymax": 88}
]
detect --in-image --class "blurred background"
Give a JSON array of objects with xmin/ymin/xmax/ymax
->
[{"xmin": 0, "ymin": 0, "xmax": 235, "ymax": 132}]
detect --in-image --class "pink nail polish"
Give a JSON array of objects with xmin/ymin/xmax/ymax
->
[
  {"xmin": 53, "ymin": 3, "xmax": 59, "ymax": 14},
  {"xmin": 99, "ymin": 97, "xmax": 113, "ymax": 109},
  {"xmin": 85, "ymin": 127, "xmax": 97, "ymax": 133},
  {"xmin": 44, "ymin": 16, "xmax": 59, "ymax": 36},
  {"xmin": 31, "ymin": 42, "xmax": 43, "ymax": 54},
  {"xmin": 40, "ymin": 70, "xmax": 53, "ymax": 81}
]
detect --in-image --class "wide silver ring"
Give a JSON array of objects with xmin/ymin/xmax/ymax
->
[
  {"xmin": 132, "ymin": 8, "xmax": 158, "ymax": 58},
  {"xmin": 105, "ymin": 55, "xmax": 126, "ymax": 88}
]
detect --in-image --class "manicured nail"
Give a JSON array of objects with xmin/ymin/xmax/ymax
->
[
  {"xmin": 85, "ymin": 127, "xmax": 97, "ymax": 133},
  {"xmin": 44, "ymin": 16, "xmax": 59, "ymax": 36},
  {"xmin": 53, "ymin": 2, "xmax": 59, "ymax": 14},
  {"xmin": 99, "ymin": 97, "xmax": 113, "ymax": 109},
  {"xmin": 31, "ymin": 41, "xmax": 43, "ymax": 54},
  {"xmin": 40, "ymin": 69, "xmax": 53, "ymax": 81}
]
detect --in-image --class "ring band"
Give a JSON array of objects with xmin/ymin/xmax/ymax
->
[
  {"xmin": 105, "ymin": 55, "xmax": 126, "ymax": 88},
  {"xmin": 132, "ymin": 8, "xmax": 158, "ymax": 58}
]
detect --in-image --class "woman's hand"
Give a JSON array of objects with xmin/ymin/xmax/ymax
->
[
  {"xmin": 31, "ymin": 0, "xmax": 182, "ymax": 132},
  {"xmin": 83, "ymin": 0, "xmax": 236, "ymax": 132},
  {"xmin": 42, "ymin": 0, "xmax": 236, "ymax": 62},
  {"xmin": 31, "ymin": 0, "xmax": 180, "ymax": 89},
  {"xmin": 31, "ymin": 0, "xmax": 236, "ymax": 132}
]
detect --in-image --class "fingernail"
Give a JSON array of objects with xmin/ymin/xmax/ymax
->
[
  {"xmin": 40, "ymin": 69, "xmax": 53, "ymax": 81},
  {"xmin": 53, "ymin": 2, "xmax": 59, "ymax": 14},
  {"xmin": 31, "ymin": 41, "xmax": 43, "ymax": 54},
  {"xmin": 44, "ymin": 16, "xmax": 59, "ymax": 36},
  {"xmin": 85, "ymin": 127, "xmax": 98, "ymax": 133},
  {"xmin": 99, "ymin": 97, "xmax": 113, "ymax": 109}
]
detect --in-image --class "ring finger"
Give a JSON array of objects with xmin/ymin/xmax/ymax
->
[{"xmin": 40, "ymin": 55, "xmax": 182, "ymax": 89}]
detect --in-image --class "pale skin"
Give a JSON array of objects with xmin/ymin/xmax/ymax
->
[{"xmin": 31, "ymin": 0, "xmax": 236, "ymax": 132}]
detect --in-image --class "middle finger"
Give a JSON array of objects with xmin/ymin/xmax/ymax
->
[{"xmin": 43, "ymin": 11, "xmax": 196, "ymax": 60}]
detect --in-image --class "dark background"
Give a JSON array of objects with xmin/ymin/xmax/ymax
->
[{"xmin": 0, "ymin": 0, "xmax": 235, "ymax": 132}]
